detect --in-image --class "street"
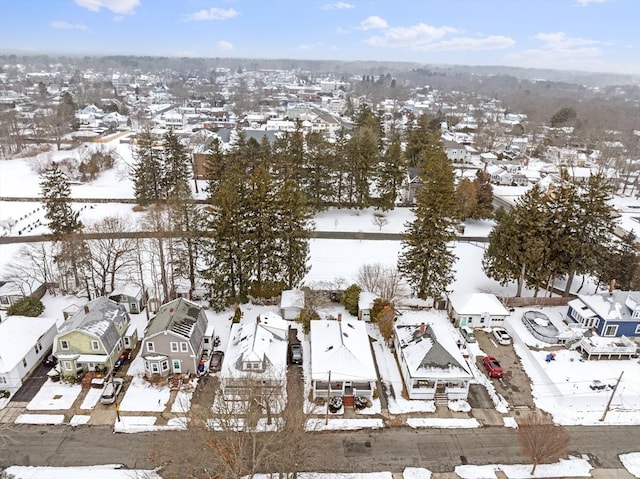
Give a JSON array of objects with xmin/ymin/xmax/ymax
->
[{"xmin": 1, "ymin": 424, "xmax": 639, "ymax": 473}]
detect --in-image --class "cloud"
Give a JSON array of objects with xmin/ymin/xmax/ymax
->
[
  {"xmin": 576, "ymin": 0, "xmax": 607, "ymax": 5},
  {"xmin": 322, "ymin": 2, "xmax": 355, "ymax": 10},
  {"xmin": 359, "ymin": 16, "xmax": 388, "ymax": 30},
  {"xmin": 507, "ymin": 32, "xmax": 603, "ymax": 70},
  {"xmin": 534, "ymin": 32, "xmax": 599, "ymax": 49},
  {"xmin": 425, "ymin": 35, "xmax": 515, "ymax": 52},
  {"xmin": 184, "ymin": 7, "xmax": 239, "ymax": 21},
  {"xmin": 51, "ymin": 21, "xmax": 87, "ymax": 30},
  {"xmin": 74, "ymin": 0, "xmax": 139, "ymax": 14},
  {"xmin": 364, "ymin": 22, "xmax": 457, "ymax": 47},
  {"xmin": 217, "ymin": 40, "xmax": 234, "ymax": 52}
]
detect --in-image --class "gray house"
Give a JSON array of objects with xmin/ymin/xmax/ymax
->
[{"xmin": 141, "ymin": 298, "xmax": 207, "ymax": 377}]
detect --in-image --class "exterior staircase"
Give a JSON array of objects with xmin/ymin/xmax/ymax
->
[
  {"xmin": 434, "ymin": 393, "xmax": 448, "ymax": 406},
  {"xmin": 343, "ymin": 395, "xmax": 355, "ymax": 408}
]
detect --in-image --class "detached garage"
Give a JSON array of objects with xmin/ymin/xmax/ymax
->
[{"xmin": 447, "ymin": 292, "xmax": 509, "ymax": 328}]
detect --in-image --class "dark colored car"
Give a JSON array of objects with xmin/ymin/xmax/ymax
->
[
  {"xmin": 483, "ymin": 356, "xmax": 504, "ymax": 378},
  {"xmin": 44, "ymin": 354, "xmax": 58, "ymax": 367},
  {"xmin": 113, "ymin": 351, "xmax": 131, "ymax": 372},
  {"xmin": 210, "ymin": 351, "xmax": 224, "ymax": 372},
  {"xmin": 290, "ymin": 343, "xmax": 303, "ymax": 365}
]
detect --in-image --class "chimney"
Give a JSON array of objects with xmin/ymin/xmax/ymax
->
[
  {"xmin": 256, "ymin": 315, "xmax": 261, "ymax": 324},
  {"xmin": 337, "ymin": 313, "xmax": 342, "ymax": 322},
  {"xmin": 609, "ymin": 279, "xmax": 616, "ymax": 295},
  {"xmin": 84, "ymin": 305, "xmax": 89, "ymax": 314},
  {"xmin": 419, "ymin": 322, "xmax": 426, "ymax": 334}
]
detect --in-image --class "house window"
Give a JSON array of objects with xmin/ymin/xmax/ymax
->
[
  {"xmin": 146, "ymin": 342, "xmax": 155, "ymax": 352},
  {"xmin": 22, "ymin": 358, "xmax": 27, "ymax": 368},
  {"xmin": 635, "ymin": 324, "xmax": 640, "ymax": 335},
  {"xmin": 180, "ymin": 342, "xmax": 188, "ymax": 352},
  {"xmin": 161, "ymin": 360, "xmax": 169, "ymax": 371},
  {"xmin": 60, "ymin": 340, "xmax": 69, "ymax": 350},
  {"xmin": 170, "ymin": 342, "xmax": 178, "ymax": 352},
  {"xmin": 151, "ymin": 363, "xmax": 159, "ymax": 373},
  {"xmin": 603, "ymin": 325, "xmax": 618, "ymax": 337},
  {"xmin": 0, "ymin": 376, "xmax": 6, "ymax": 384},
  {"xmin": 63, "ymin": 361, "xmax": 72, "ymax": 370},
  {"xmin": 173, "ymin": 360, "xmax": 180, "ymax": 370},
  {"xmin": 0, "ymin": 297, "xmax": 9, "ymax": 305},
  {"xmin": 91, "ymin": 340, "xmax": 99, "ymax": 351}
]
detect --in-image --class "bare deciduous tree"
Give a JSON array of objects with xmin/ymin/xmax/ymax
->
[
  {"xmin": 85, "ymin": 216, "xmax": 138, "ymax": 296},
  {"xmin": 356, "ymin": 263, "xmax": 404, "ymax": 302},
  {"xmin": 372, "ymin": 212, "xmax": 389, "ymax": 231},
  {"xmin": 518, "ymin": 411, "xmax": 570, "ymax": 474},
  {"xmin": 4, "ymin": 243, "xmax": 57, "ymax": 294}
]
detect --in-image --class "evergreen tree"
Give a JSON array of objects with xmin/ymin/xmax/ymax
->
[
  {"xmin": 40, "ymin": 162, "xmax": 82, "ymax": 237},
  {"xmin": 404, "ymin": 114, "xmax": 432, "ymax": 168},
  {"xmin": 302, "ymin": 132, "xmax": 335, "ymax": 211},
  {"xmin": 398, "ymin": 134, "xmax": 458, "ymax": 300},
  {"xmin": 376, "ymin": 133, "xmax": 405, "ymax": 210},
  {"xmin": 132, "ymin": 127, "xmax": 163, "ymax": 205},
  {"xmin": 455, "ymin": 178, "xmax": 478, "ymax": 221},
  {"xmin": 482, "ymin": 186, "xmax": 550, "ymax": 297},
  {"xmin": 473, "ymin": 170, "xmax": 494, "ymax": 219},
  {"xmin": 162, "ymin": 130, "xmax": 191, "ymax": 200},
  {"xmin": 275, "ymin": 179, "xmax": 313, "ymax": 288}
]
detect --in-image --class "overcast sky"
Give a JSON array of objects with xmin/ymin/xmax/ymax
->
[{"xmin": 1, "ymin": 0, "xmax": 638, "ymax": 74}]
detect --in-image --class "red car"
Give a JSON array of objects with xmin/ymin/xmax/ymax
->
[{"xmin": 483, "ymin": 356, "xmax": 504, "ymax": 378}]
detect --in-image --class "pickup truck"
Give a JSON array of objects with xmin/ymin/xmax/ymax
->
[{"xmin": 483, "ymin": 356, "xmax": 504, "ymax": 378}]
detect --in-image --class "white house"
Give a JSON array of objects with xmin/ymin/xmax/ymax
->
[
  {"xmin": 358, "ymin": 291, "xmax": 378, "ymax": 321},
  {"xmin": 0, "ymin": 316, "xmax": 58, "ymax": 397},
  {"xmin": 220, "ymin": 312, "xmax": 289, "ymax": 408},
  {"xmin": 310, "ymin": 319, "xmax": 377, "ymax": 402},
  {"xmin": 280, "ymin": 289, "xmax": 305, "ymax": 320},
  {"xmin": 447, "ymin": 292, "xmax": 509, "ymax": 328},
  {"xmin": 394, "ymin": 322, "xmax": 472, "ymax": 401}
]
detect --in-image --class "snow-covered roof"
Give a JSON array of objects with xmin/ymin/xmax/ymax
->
[
  {"xmin": 0, "ymin": 316, "xmax": 57, "ymax": 373},
  {"xmin": 222, "ymin": 312, "xmax": 288, "ymax": 379},
  {"xmin": 576, "ymin": 291, "xmax": 640, "ymax": 322},
  {"xmin": 108, "ymin": 283, "xmax": 142, "ymax": 299},
  {"xmin": 310, "ymin": 319, "xmax": 377, "ymax": 382},
  {"xmin": 447, "ymin": 292, "xmax": 509, "ymax": 316},
  {"xmin": 358, "ymin": 291, "xmax": 377, "ymax": 311},
  {"xmin": 145, "ymin": 297, "xmax": 205, "ymax": 340},
  {"xmin": 58, "ymin": 297, "xmax": 128, "ymax": 353},
  {"xmin": 395, "ymin": 323, "xmax": 471, "ymax": 379},
  {"xmin": 280, "ymin": 289, "xmax": 305, "ymax": 309}
]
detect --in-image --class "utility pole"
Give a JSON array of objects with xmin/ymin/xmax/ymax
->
[
  {"xmin": 325, "ymin": 370, "xmax": 331, "ymax": 425},
  {"xmin": 600, "ymin": 371, "xmax": 624, "ymax": 422}
]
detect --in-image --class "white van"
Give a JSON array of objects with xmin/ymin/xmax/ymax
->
[
  {"xmin": 460, "ymin": 326, "xmax": 476, "ymax": 343},
  {"xmin": 100, "ymin": 378, "xmax": 124, "ymax": 405}
]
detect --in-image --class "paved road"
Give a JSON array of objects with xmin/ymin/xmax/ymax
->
[{"xmin": 1, "ymin": 425, "xmax": 638, "ymax": 473}]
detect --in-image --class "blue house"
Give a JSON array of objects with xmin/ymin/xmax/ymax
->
[{"xmin": 567, "ymin": 291, "xmax": 640, "ymax": 338}]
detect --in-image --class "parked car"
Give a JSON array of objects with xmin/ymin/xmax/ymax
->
[
  {"xmin": 290, "ymin": 343, "xmax": 303, "ymax": 365},
  {"xmin": 209, "ymin": 350, "xmax": 224, "ymax": 372},
  {"xmin": 44, "ymin": 354, "xmax": 58, "ymax": 367},
  {"xmin": 483, "ymin": 356, "xmax": 504, "ymax": 378},
  {"xmin": 460, "ymin": 326, "xmax": 476, "ymax": 343},
  {"xmin": 492, "ymin": 327, "xmax": 512, "ymax": 346},
  {"xmin": 113, "ymin": 351, "xmax": 131, "ymax": 372},
  {"xmin": 100, "ymin": 378, "xmax": 124, "ymax": 405}
]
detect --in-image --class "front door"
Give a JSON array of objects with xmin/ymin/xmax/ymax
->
[{"xmin": 172, "ymin": 359, "xmax": 181, "ymax": 373}]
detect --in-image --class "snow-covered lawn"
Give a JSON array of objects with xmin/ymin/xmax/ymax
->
[
  {"xmin": 620, "ymin": 452, "xmax": 640, "ymax": 478},
  {"xmin": 119, "ymin": 373, "xmax": 171, "ymax": 412},
  {"xmin": 306, "ymin": 418, "xmax": 384, "ymax": 431},
  {"xmin": 26, "ymin": 380, "xmax": 82, "ymax": 411},
  {"xmin": 79, "ymin": 387, "xmax": 102, "ymax": 409},
  {"xmin": 70, "ymin": 414, "xmax": 91, "ymax": 426},
  {"xmin": 4, "ymin": 464, "xmax": 164, "ymax": 479},
  {"xmin": 455, "ymin": 456, "xmax": 592, "ymax": 478},
  {"xmin": 171, "ymin": 378, "xmax": 197, "ymax": 413},
  {"xmin": 406, "ymin": 418, "xmax": 481, "ymax": 429},
  {"xmin": 15, "ymin": 414, "xmax": 65, "ymax": 424}
]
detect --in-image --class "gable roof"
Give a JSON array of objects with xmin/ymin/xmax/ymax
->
[
  {"xmin": 223, "ymin": 312, "xmax": 289, "ymax": 378},
  {"xmin": 281, "ymin": 289, "xmax": 305, "ymax": 309},
  {"xmin": 58, "ymin": 297, "xmax": 128, "ymax": 353},
  {"xmin": 395, "ymin": 323, "xmax": 471, "ymax": 379},
  {"xmin": 145, "ymin": 297, "xmax": 204, "ymax": 339},
  {"xmin": 310, "ymin": 319, "xmax": 376, "ymax": 382},
  {"xmin": 0, "ymin": 316, "xmax": 57, "ymax": 373}
]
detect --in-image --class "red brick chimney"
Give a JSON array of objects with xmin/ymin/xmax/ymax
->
[
  {"xmin": 84, "ymin": 305, "xmax": 89, "ymax": 314},
  {"xmin": 419, "ymin": 322, "xmax": 426, "ymax": 334},
  {"xmin": 337, "ymin": 313, "xmax": 342, "ymax": 322},
  {"xmin": 256, "ymin": 315, "xmax": 261, "ymax": 323}
]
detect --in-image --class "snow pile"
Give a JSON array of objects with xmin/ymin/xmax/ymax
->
[
  {"xmin": 5, "ymin": 464, "xmax": 164, "ymax": 479},
  {"xmin": 14, "ymin": 414, "xmax": 65, "ymax": 425},
  {"xmin": 403, "ymin": 467, "xmax": 432, "ymax": 479},
  {"xmin": 455, "ymin": 456, "xmax": 592, "ymax": 478},
  {"xmin": 620, "ymin": 452, "xmax": 640, "ymax": 478},
  {"xmin": 406, "ymin": 418, "xmax": 480, "ymax": 429},
  {"xmin": 305, "ymin": 418, "xmax": 385, "ymax": 431}
]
